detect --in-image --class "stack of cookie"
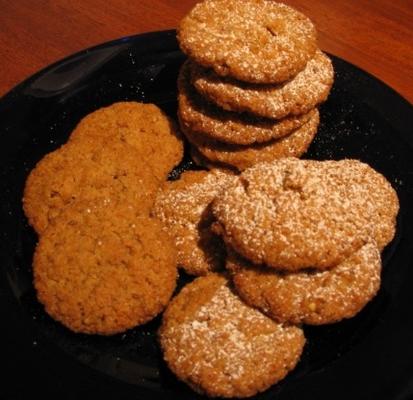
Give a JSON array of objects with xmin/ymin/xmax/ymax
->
[
  {"xmin": 213, "ymin": 158, "xmax": 400, "ymax": 325},
  {"xmin": 156, "ymin": 158, "xmax": 399, "ymax": 397},
  {"xmin": 177, "ymin": 0, "xmax": 334, "ymax": 171},
  {"xmin": 23, "ymin": 102, "xmax": 184, "ymax": 335}
]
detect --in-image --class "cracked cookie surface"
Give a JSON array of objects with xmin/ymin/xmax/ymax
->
[
  {"xmin": 213, "ymin": 158, "xmax": 399, "ymax": 270},
  {"xmin": 178, "ymin": 61, "xmax": 313, "ymax": 145},
  {"xmin": 153, "ymin": 170, "xmax": 236, "ymax": 276},
  {"xmin": 159, "ymin": 274, "xmax": 305, "ymax": 397},
  {"xmin": 183, "ymin": 109, "xmax": 319, "ymax": 171},
  {"xmin": 190, "ymin": 50, "xmax": 334, "ymax": 119},
  {"xmin": 178, "ymin": 0, "xmax": 317, "ymax": 83},
  {"xmin": 227, "ymin": 241, "xmax": 382, "ymax": 325}
]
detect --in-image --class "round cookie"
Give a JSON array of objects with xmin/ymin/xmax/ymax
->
[
  {"xmin": 23, "ymin": 138, "xmax": 159, "ymax": 234},
  {"xmin": 152, "ymin": 170, "xmax": 237, "ymax": 276},
  {"xmin": 33, "ymin": 201, "xmax": 177, "ymax": 335},
  {"xmin": 178, "ymin": 62, "xmax": 313, "ymax": 145},
  {"xmin": 159, "ymin": 274, "xmax": 305, "ymax": 397},
  {"xmin": 213, "ymin": 158, "xmax": 399, "ymax": 271},
  {"xmin": 69, "ymin": 101, "xmax": 184, "ymax": 180},
  {"xmin": 227, "ymin": 241, "xmax": 382, "ymax": 325},
  {"xmin": 190, "ymin": 50, "xmax": 334, "ymax": 119},
  {"xmin": 178, "ymin": 0, "xmax": 317, "ymax": 83},
  {"xmin": 183, "ymin": 109, "xmax": 319, "ymax": 171}
]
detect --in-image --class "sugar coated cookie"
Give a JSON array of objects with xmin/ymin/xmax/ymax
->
[
  {"xmin": 227, "ymin": 241, "xmax": 382, "ymax": 325},
  {"xmin": 213, "ymin": 158, "xmax": 399, "ymax": 270},
  {"xmin": 178, "ymin": 0, "xmax": 317, "ymax": 83},
  {"xmin": 159, "ymin": 274, "xmax": 305, "ymax": 397}
]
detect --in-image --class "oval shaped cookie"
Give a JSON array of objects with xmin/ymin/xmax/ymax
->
[
  {"xmin": 178, "ymin": 0, "xmax": 317, "ymax": 83},
  {"xmin": 34, "ymin": 201, "xmax": 177, "ymax": 335},
  {"xmin": 213, "ymin": 158, "xmax": 399, "ymax": 270},
  {"xmin": 227, "ymin": 241, "xmax": 382, "ymax": 325},
  {"xmin": 23, "ymin": 138, "xmax": 159, "ymax": 234},
  {"xmin": 70, "ymin": 101, "xmax": 184, "ymax": 180},
  {"xmin": 152, "ymin": 170, "xmax": 237, "ymax": 276},
  {"xmin": 183, "ymin": 109, "xmax": 319, "ymax": 171},
  {"xmin": 178, "ymin": 61, "xmax": 313, "ymax": 145},
  {"xmin": 190, "ymin": 50, "xmax": 334, "ymax": 119},
  {"xmin": 159, "ymin": 274, "xmax": 305, "ymax": 398}
]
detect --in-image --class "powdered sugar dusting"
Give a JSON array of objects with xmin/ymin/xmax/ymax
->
[
  {"xmin": 183, "ymin": 110, "xmax": 319, "ymax": 171},
  {"xmin": 160, "ymin": 276, "xmax": 304, "ymax": 396},
  {"xmin": 230, "ymin": 241, "xmax": 382, "ymax": 324},
  {"xmin": 213, "ymin": 158, "xmax": 399, "ymax": 270},
  {"xmin": 191, "ymin": 50, "xmax": 334, "ymax": 119},
  {"xmin": 178, "ymin": 0, "xmax": 317, "ymax": 83},
  {"xmin": 178, "ymin": 62, "xmax": 313, "ymax": 145},
  {"xmin": 153, "ymin": 170, "xmax": 237, "ymax": 275}
]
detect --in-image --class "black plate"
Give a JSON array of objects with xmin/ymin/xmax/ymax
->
[{"xmin": 1, "ymin": 30, "xmax": 413, "ymax": 400}]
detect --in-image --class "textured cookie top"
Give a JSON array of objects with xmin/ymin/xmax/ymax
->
[
  {"xmin": 178, "ymin": 62, "xmax": 312, "ymax": 145},
  {"xmin": 213, "ymin": 158, "xmax": 399, "ymax": 270},
  {"xmin": 178, "ymin": 0, "xmax": 317, "ymax": 83},
  {"xmin": 159, "ymin": 274, "xmax": 305, "ymax": 397},
  {"xmin": 153, "ymin": 170, "xmax": 237, "ymax": 276},
  {"xmin": 191, "ymin": 50, "xmax": 334, "ymax": 119},
  {"xmin": 23, "ymin": 138, "xmax": 159, "ymax": 234},
  {"xmin": 183, "ymin": 109, "xmax": 319, "ymax": 171},
  {"xmin": 228, "ymin": 241, "xmax": 382, "ymax": 325},
  {"xmin": 34, "ymin": 201, "xmax": 177, "ymax": 335},
  {"xmin": 70, "ymin": 101, "xmax": 183, "ymax": 180}
]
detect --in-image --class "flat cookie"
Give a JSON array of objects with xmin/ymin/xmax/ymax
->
[
  {"xmin": 70, "ymin": 101, "xmax": 184, "ymax": 180},
  {"xmin": 34, "ymin": 201, "xmax": 177, "ymax": 335},
  {"xmin": 183, "ymin": 109, "xmax": 319, "ymax": 171},
  {"xmin": 227, "ymin": 241, "xmax": 382, "ymax": 325},
  {"xmin": 178, "ymin": 62, "xmax": 313, "ymax": 145},
  {"xmin": 23, "ymin": 138, "xmax": 158, "ymax": 234},
  {"xmin": 178, "ymin": 0, "xmax": 317, "ymax": 83},
  {"xmin": 213, "ymin": 158, "xmax": 399, "ymax": 270},
  {"xmin": 153, "ymin": 170, "xmax": 236, "ymax": 276},
  {"xmin": 190, "ymin": 50, "xmax": 334, "ymax": 119},
  {"xmin": 159, "ymin": 274, "xmax": 305, "ymax": 397},
  {"xmin": 190, "ymin": 146, "xmax": 238, "ymax": 172}
]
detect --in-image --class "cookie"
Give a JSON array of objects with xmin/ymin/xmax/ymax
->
[
  {"xmin": 178, "ymin": 0, "xmax": 317, "ymax": 83},
  {"xmin": 178, "ymin": 62, "xmax": 313, "ymax": 145},
  {"xmin": 227, "ymin": 241, "xmax": 382, "ymax": 325},
  {"xmin": 159, "ymin": 274, "xmax": 305, "ymax": 397},
  {"xmin": 190, "ymin": 50, "xmax": 334, "ymax": 119},
  {"xmin": 33, "ymin": 201, "xmax": 177, "ymax": 335},
  {"xmin": 153, "ymin": 170, "xmax": 236, "ymax": 276},
  {"xmin": 183, "ymin": 109, "xmax": 319, "ymax": 171},
  {"xmin": 213, "ymin": 158, "xmax": 399, "ymax": 270},
  {"xmin": 190, "ymin": 146, "xmax": 238, "ymax": 173},
  {"xmin": 70, "ymin": 101, "xmax": 184, "ymax": 180},
  {"xmin": 23, "ymin": 138, "xmax": 159, "ymax": 234}
]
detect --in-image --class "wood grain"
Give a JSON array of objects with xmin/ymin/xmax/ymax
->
[{"xmin": 0, "ymin": 0, "xmax": 412, "ymax": 103}]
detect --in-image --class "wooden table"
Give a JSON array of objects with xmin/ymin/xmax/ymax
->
[{"xmin": 0, "ymin": 0, "xmax": 412, "ymax": 103}]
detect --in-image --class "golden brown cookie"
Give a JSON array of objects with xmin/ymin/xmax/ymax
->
[
  {"xmin": 227, "ymin": 241, "xmax": 382, "ymax": 325},
  {"xmin": 34, "ymin": 201, "xmax": 177, "ymax": 335},
  {"xmin": 189, "ymin": 146, "xmax": 238, "ymax": 173},
  {"xmin": 178, "ymin": 0, "xmax": 317, "ymax": 83},
  {"xmin": 178, "ymin": 62, "xmax": 313, "ymax": 145},
  {"xmin": 213, "ymin": 158, "xmax": 399, "ymax": 271},
  {"xmin": 69, "ymin": 101, "xmax": 184, "ymax": 180},
  {"xmin": 23, "ymin": 138, "xmax": 158, "ymax": 234},
  {"xmin": 152, "ymin": 170, "xmax": 237, "ymax": 276},
  {"xmin": 183, "ymin": 109, "xmax": 319, "ymax": 171},
  {"xmin": 190, "ymin": 50, "xmax": 334, "ymax": 119},
  {"xmin": 159, "ymin": 274, "xmax": 305, "ymax": 398}
]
